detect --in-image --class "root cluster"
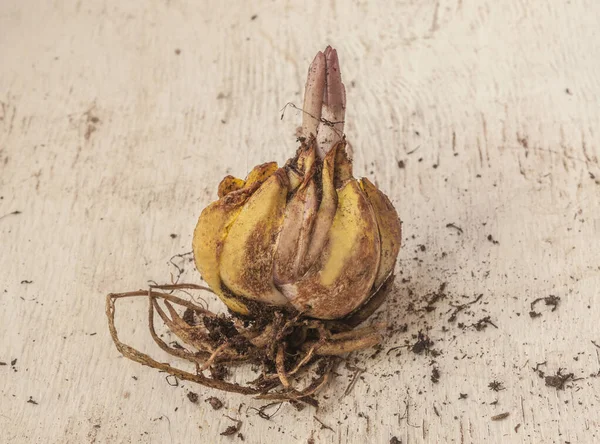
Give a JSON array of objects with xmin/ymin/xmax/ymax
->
[{"xmin": 106, "ymin": 284, "xmax": 384, "ymax": 404}]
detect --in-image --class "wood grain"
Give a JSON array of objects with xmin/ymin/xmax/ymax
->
[{"xmin": 1, "ymin": 0, "xmax": 599, "ymax": 443}]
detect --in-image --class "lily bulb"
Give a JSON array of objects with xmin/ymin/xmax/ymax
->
[{"xmin": 193, "ymin": 46, "xmax": 401, "ymax": 320}]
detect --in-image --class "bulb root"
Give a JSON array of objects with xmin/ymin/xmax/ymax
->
[{"xmin": 106, "ymin": 283, "xmax": 384, "ymax": 404}]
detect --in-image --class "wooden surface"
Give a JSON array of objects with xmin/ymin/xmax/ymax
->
[{"xmin": 2, "ymin": 1, "xmax": 600, "ymax": 443}]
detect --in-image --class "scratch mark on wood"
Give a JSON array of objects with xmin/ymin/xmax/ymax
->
[
  {"xmin": 429, "ymin": 1, "xmax": 440, "ymax": 35},
  {"xmin": 518, "ymin": 156, "xmax": 527, "ymax": 178},
  {"xmin": 581, "ymin": 130, "xmax": 592, "ymax": 164},
  {"xmin": 481, "ymin": 113, "xmax": 490, "ymax": 166}
]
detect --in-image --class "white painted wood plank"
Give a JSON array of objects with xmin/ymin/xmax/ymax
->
[{"xmin": 1, "ymin": 0, "xmax": 599, "ymax": 443}]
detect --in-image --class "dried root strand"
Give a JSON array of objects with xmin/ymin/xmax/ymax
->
[
  {"xmin": 276, "ymin": 344, "xmax": 290, "ymax": 388},
  {"xmin": 106, "ymin": 283, "xmax": 384, "ymax": 403},
  {"xmin": 106, "ymin": 289, "xmax": 259, "ymax": 395}
]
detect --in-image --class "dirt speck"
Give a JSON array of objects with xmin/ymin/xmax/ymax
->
[
  {"xmin": 220, "ymin": 415, "xmax": 242, "ymax": 436},
  {"xmin": 529, "ymin": 295, "xmax": 560, "ymax": 318},
  {"xmin": 487, "ymin": 234, "xmax": 499, "ymax": 245},
  {"xmin": 431, "ymin": 367, "xmax": 440, "ymax": 383},
  {"xmin": 411, "ymin": 331, "xmax": 433, "ymax": 355},
  {"xmin": 488, "ymin": 380, "xmax": 505, "ymax": 391},
  {"xmin": 544, "ymin": 369, "xmax": 575, "ymax": 390},
  {"xmin": 206, "ymin": 396, "xmax": 223, "ymax": 410},
  {"xmin": 491, "ymin": 412, "xmax": 510, "ymax": 421},
  {"xmin": 445, "ymin": 223, "xmax": 463, "ymax": 234}
]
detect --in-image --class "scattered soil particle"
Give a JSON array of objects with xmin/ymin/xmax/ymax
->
[
  {"xmin": 459, "ymin": 393, "xmax": 468, "ymax": 400},
  {"xmin": 187, "ymin": 392, "xmax": 199, "ymax": 404},
  {"xmin": 532, "ymin": 361, "xmax": 547, "ymax": 378},
  {"xmin": 251, "ymin": 14, "xmax": 258, "ymax": 20},
  {"xmin": 397, "ymin": 160, "xmax": 405, "ymax": 169},
  {"xmin": 0, "ymin": 361, "xmax": 5, "ymax": 366},
  {"xmin": 390, "ymin": 437, "xmax": 402, "ymax": 444},
  {"xmin": 27, "ymin": 396, "xmax": 38, "ymax": 405},
  {"xmin": 174, "ymin": 49, "xmax": 181, "ymax": 55},
  {"xmin": 425, "ymin": 283, "xmax": 447, "ymax": 312},
  {"xmin": 206, "ymin": 397, "xmax": 224, "ymax": 410},
  {"xmin": 491, "ymin": 412, "xmax": 510, "ymax": 421},
  {"xmin": 488, "ymin": 380, "xmax": 505, "ymax": 391},
  {"xmin": 544, "ymin": 369, "xmax": 575, "ymax": 390},
  {"xmin": 11, "ymin": 359, "xmax": 17, "ymax": 366},
  {"xmin": 487, "ymin": 234, "xmax": 499, "ymax": 245},
  {"xmin": 529, "ymin": 295, "xmax": 560, "ymax": 319},
  {"xmin": 433, "ymin": 405, "xmax": 440, "ymax": 417},
  {"xmin": 411, "ymin": 331, "xmax": 434, "ymax": 355},
  {"xmin": 393, "ymin": 323, "xmax": 408, "ymax": 334},
  {"xmin": 369, "ymin": 344, "xmax": 383, "ymax": 360},
  {"xmin": 445, "ymin": 223, "xmax": 463, "ymax": 234},
  {"xmin": 515, "ymin": 423, "xmax": 521, "ymax": 432},
  {"xmin": 220, "ymin": 415, "xmax": 242, "ymax": 436},
  {"xmin": 431, "ymin": 367, "xmax": 440, "ymax": 383},
  {"xmin": 469, "ymin": 316, "xmax": 498, "ymax": 331},
  {"xmin": 237, "ymin": 433, "xmax": 244, "ymax": 441},
  {"xmin": 170, "ymin": 233, "xmax": 178, "ymax": 238},
  {"xmin": 448, "ymin": 294, "xmax": 483, "ymax": 323}
]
